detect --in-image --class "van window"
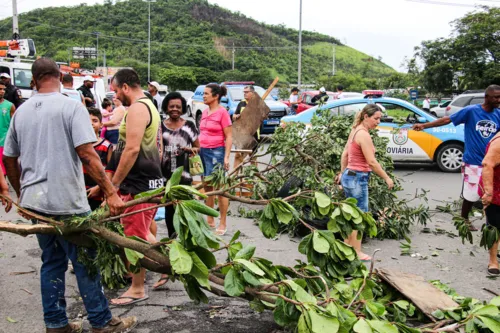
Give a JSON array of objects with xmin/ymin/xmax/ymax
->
[
  {"xmin": 469, "ymin": 97, "xmax": 483, "ymax": 106},
  {"xmin": 451, "ymin": 96, "xmax": 471, "ymax": 107},
  {"xmin": 13, "ymin": 68, "xmax": 32, "ymax": 90}
]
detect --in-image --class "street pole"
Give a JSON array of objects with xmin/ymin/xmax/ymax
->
[
  {"xmin": 332, "ymin": 44, "xmax": 336, "ymax": 76},
  {"xmin": 143, "ymin": 0, "xmax": 156, "ymax": 82},
  {"xmin": 232, "ymin": 43, "xmax": 235, "ymax": 71},
  {"xmin": 12, "ymin": 0, "xmax": 20, "ymax": 40},
  {"xmin": 298, "ymin": 0, "xmax": 303, "ymax": 89},
  {"xmin": 96, "ymin": 32, "xmax": 99, "ymax": 68}
]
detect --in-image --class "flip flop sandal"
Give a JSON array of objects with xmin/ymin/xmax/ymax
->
[
  {"xmin": 111, "ymin": 295, "xmax": 149, "ymax": 306},
  {"xmin": 359, "ymin": 255, "xmax": 372, "ymax": 262},
  {"xmin": 488, "ymin": 267, "xmax": 500, "ymax": 276},
  {"xmin": 215, "ymin": 227, "xmax": 227, "ymax": 236},
  {"xmin": 152, "ymin": 276, "xmax": 170, "ymax": 291}
]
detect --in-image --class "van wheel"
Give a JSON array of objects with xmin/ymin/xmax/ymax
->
[
  {"xmin": 196, "ymin": 112, "xmax": 202, "ymax": 129},
  {"xmin": 436, "ymin": 143, "xmax": 463, "ymax": 172}
]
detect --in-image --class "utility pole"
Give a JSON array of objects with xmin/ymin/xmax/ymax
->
[
  {"xmin": 143, "ymin": 0, "xmax": 156, "ymax": 82},
  {"xmin": 232, "ymin": 43, "xmax": 235, "ymax": 71},
  {"xmin": 12, "ymin": 0, "xmax": 20, "ymax": 40},
  {"xmin": 332, "ymin": 44, "xmax": 336, "ymax": 76},
  {"xmin": 96, "ymin": 32, "xmax": 99, "ymax": 68},
  {"xmin": 298, "ymin": 0, "xmax": 303, "ymax": 89}
]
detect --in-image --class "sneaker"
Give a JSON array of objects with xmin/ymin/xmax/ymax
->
[
  {"xmin": 92, "ymin": 316, "xmax": 138, "ymax": 333},
  {"xmin": 46, "ymin": 321, "xmax": 83, "ymax": 333}
]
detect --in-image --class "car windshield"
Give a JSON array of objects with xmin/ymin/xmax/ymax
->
[
  {"xmin": 13, "ymin": 68, "xmax": 32, "ymax": 90},
  {"xmin": 227, "ymin": 86, "xmax": 274, "ymax": 102}
]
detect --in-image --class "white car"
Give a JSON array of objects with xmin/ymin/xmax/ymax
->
[
  {"xmin": 442, "ymin": 92, "xmax": 484, "ymax": 117},
  {"xmin": 430, "ymin": 100, "xmax": 451, "ymax": 118}
]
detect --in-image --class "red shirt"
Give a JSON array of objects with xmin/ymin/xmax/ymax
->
[{"xmin": 199, "ymin": 106, "xmax": 232, "ymax": 148}]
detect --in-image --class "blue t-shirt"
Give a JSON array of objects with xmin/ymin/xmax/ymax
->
[{"xmin": 450, "ymin": 104, "xmax": 500, "ymax": 165}]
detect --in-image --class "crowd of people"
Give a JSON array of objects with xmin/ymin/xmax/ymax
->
[{"xmin": 2, "ymin": 56, "xmax": 500, "ymax": 331}]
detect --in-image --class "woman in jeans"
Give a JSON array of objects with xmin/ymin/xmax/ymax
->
[
  {"xmin": 153, "ymin": 92, "xmax": 200, "ymax": 289},
  {"xmin": 200, "ymin": 84, "xmax": 233, "ymax": 236},
  {"xmin": 479, "ymin": 132, "xmax": 500, "ymax": 276},
  {"xmin": 337, "ymin": 104, "xmax": 394, "ymax": 261}
]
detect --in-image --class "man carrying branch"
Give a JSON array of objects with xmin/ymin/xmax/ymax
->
[{"xmin": 3, "ymin": 58, "xmax": 136, "ymax": 333}]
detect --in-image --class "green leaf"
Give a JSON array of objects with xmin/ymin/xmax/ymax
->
[
  {"xmin": 169, "ymin": 241, "xmax": 193, "ymax": 274},
  {"xmin": 193, "ymin": 247, "xmax": 217, "ymax": 269},
  {"xmin": 6, "ymin": 317, "xmax": 17, "ymax": 323},
  {"xmin": 365, "ymin": 301, "xmax": 386, "ymax": 318},
  {"xmin": 472, "ymin": 305, "xmax": 500, "ymax": 316},
  {"xmin": 183, "ymin": 206, "xmax": 209, "ymax": 248},
  {"xmin": 124, "ymin": 248, "xmax": 144, "ymax": 266},
  {"xmin": 183, "ymin": 200, "xmax": 219, "ymax": 217},
  {"xmin": 308, "ymin": 309, "xmax": 340, "ymax": 333},
  {"xmin": 315, "ymin": 192, "xmax": 331, "ymax": 208},
  {"xmin": 263, "ymin": 204, "xmax": 274, "ymax": 219},
  {"xmin": 341, "ymin": 203, "xmax": 355, "ymax": 216},
  {"xmin": 353, "ymin": 318, "xmax": 373, "ymax": 333},
  {"xmin": 133, "ymin": 186, "xmax": 164, "ymax": 199},
  {"xmin": 298, "ymin": 313, "xmax": 312, "ymax": 333},
  {"xmin": 234, "ymin": 259, "xmax": 265, "ymax": 276},
  {"xmin": 432, "ymin": 309, "xmax": 445, "ymax": 320},
  {"xmin": 492, "ymin": 296, "xmax": 500, "ymax": 307},
  {"xmin": 172, "ymin": 184, "xmax": 207, "ymax": 199},
  {"xmin": 276, "ymin": 210, "xmax": 293, "ymax": 224},
  {"xmin": 294, "ymin": 287, "xmax": 317, "ymax": 304},
  {"xmin": 479, "ymin": 315, "xmax": 500, "ymax": 333},
  {"xmin": 312, "ymin": 231, "xmax": 330, "ymax": 254},
  {"xmin": 169, "ymin": 166, "xmax": 184, "ymax": 186},
  {"xmin": 230, "ymin": 230, "xmax": 241, "ymax": 244},
  {"xmin": 188, "ymin": 252, "xmax": 210, "ymax": 288},
  {"xmin": 224, "ymin": 268, "xmax": 245, "ymax": 297},
  {"xmin": 249, "ymin": 299, "xmax": 266, "ymax": 313},
  {"xmin": 235, "ymin": 244, "xmax": 256, "ymax": 260},
  {"xmin": 367, "ymin": 320, "xmax": 398, "ymax": 333},
  {"xmin": 242, "ymin": 271, "xmax": 263, "ymax": 287},
  {"xmin": 393, "ymin": 300, "xmax": 409, "ymax": 310}
]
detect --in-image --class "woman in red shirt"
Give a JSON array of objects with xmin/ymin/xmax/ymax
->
[{"xmin": 200, "ymin": 84, "xmax": 233, "ymax": 235}]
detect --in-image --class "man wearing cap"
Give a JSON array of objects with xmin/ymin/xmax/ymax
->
[
  {"xmin": 148, "ymin": 81, "xmax": 163, "ymax": 112},
  {"xmin": 311, "ymin": 87, "xmax": 329, "ymax": 105},
  {"xmin": 0, "ymin": 73, "xmax": 23, "ymax": 108},
  {"xmin": 78, "ymin": 75, "xmax": 96, "ymax": 108}
]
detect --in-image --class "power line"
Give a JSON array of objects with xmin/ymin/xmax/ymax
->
[{"xmin": 406, "ymin": 0, "xmax": 482, "ymax": 7}]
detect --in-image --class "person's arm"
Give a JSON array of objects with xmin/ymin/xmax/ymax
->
[
  {"xmin": 358, "ymin": 131, "xmax": 394, "ymax": 189},
  {"xmin": 481, "ymin": 140, "xmax": 500, "ymax": 208},
  {"xmin": 233, "ymin": 102, "xmax": 243, "ymax": 120},
  {"xmin": 10, "ymin": 104, "xmax": 16, "ymax": 118},
  {"xmin": 412, "ymin": 116, "xmax": 452, "ymax": 131},
  {"xmin": 103, "ymin": 107, "xmax": 124, "ymax": 127},
  {"xmin": 76, "ymin": 143, "xmax": 123, "ymax": 215},
  {"xmin": 223, "ymin": 126, "xmax": 232, "ymax": 170},
  {"xmin": 106, "ymin": 145, "xmax": 113, "ymax": 164},
  {"xmin": 111, "ymin": 102, "xmax": 149, "ymax": 187},
  {"xmin": 3, "ymin": 156, "xmax": 19, "ymax": 196}
]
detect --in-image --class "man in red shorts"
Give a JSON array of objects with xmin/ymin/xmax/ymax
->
[{"xmin": 106, "ymin": 69, "xmax": 164, "ymax": 306}]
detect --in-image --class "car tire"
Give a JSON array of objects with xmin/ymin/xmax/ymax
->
[
  {"xmin": 187, "ymin": 106, "xmax": 192, "ymax": 117},
  {"xmin": 196, "ymin": 111, "xmax": 202, "ymax": 129},
  {"xmin": 431, "ymin": 111, "xmax": 437, "ymax": 117},
  {"xmin": 436, "ymin": 143, "xmax": 463, "ymax": 173}
]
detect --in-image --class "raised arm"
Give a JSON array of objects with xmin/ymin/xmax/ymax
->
[{"xmin": 412, "ymin": 116, "xmax": 452, "ymax": 131}]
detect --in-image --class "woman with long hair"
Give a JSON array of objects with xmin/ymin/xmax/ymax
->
[
  {"xmin": 337, "ymin": 104, "xmax": 394, "ymax": 261},
  {"xmin": 199, "ymin": 84, "xmax": 232, "ymax": 236},
  {"xmin": 153, "ymin": 92, "xmax": 200, "ymax": 290}
]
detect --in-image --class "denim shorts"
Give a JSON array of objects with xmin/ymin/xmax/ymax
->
[
  {"xmin": 341, "ymin": 169, "xmax": 371, "ymax": 212},
  {"xmin": 200, "ymin": 146, "xmax": 225, "ymax": 177}
]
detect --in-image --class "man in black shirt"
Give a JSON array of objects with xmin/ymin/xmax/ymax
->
[
  {"xmin": 78, "ymin": 75, "xmax": 96, "ymax": 107},
  {"xmin": 311, "ymin": 87, "xmax": 329, "ymax": 105},
  {"xmin": 0, "ymin": 73, "xmax": 23, "ymax": 108}
]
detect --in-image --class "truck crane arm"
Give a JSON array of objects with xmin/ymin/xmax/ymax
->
[{"xmin": 0, "ymin": 39, "xmax": 36, "ymax": 58}]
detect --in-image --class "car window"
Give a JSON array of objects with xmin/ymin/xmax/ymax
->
[
  {"xmin": 329, "ymin": 103, "xmax": 366, "ymax": 116},
  {"xmin": 13, "ymin": 68, "xmax": 32, "ymax": 89},
  {"xmin": 304, "ymin": 95, "xmax": 312, "ymax": 104},
  {"xmin": 469, "ymin": 97, "xmax": 483, "ymax": 106},
  {"xmin": 379, "ymin": 102, "xmax": 421, "ymax": 124},
  {"xmin": 451, "ymin": 96, "xmax": 471, "ymax": 107}
]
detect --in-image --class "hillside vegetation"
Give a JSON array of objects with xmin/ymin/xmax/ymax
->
[{"xmin": 0, "ymin": 0, "xmax": 395, "ymax": 89}]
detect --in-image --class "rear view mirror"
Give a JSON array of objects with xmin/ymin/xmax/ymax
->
[{"xmin": 417, "ymin": 117, "xmax": 427, "ymax": 123}]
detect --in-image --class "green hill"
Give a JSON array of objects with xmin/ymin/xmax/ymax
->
[{"xmin": 0, "ymin": 0, "xmax": 396, "ymax": 89}]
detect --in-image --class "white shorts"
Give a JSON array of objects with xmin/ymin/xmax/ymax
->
[{"xmin": 461, "ymin": 163, "xmax": 482, "ymax": 202}]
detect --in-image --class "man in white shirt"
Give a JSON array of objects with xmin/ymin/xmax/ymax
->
[
  {"xmin": 289, "ymin": 87, "xmax": 301, "ymax": 113},
  {"xmin": 422, "ymin": 95, "xmax": 431, "ymax": 112},
  {"xmin": 336, "ymin": 85, "xmax": 345, "ymax": 99},
  {"xmin": 148, "ymin": 81, "xmax": 164, "ymax": 112}
]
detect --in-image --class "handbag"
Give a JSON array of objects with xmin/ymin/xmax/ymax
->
[{"xmin": 189, "ymin": 152, "xmax": 204, "ymax": 176}]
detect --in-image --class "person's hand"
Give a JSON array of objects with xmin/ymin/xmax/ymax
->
[
  {"xmin": 234, "ymin": 114, "xmax": 241, "ymax": 120},
  {"xmin": 0, "ymin": 188, "xmax": 12, "ymax": 213},
  {"xmin": 87, "ymin": 186, "xmax": 101, "ymax": 198},
  {"xmin": 106, "ymin": 192, "xmax": 125, "ymax": 216},
  {"xmin": 482, "ymin": 193, "xmax": 493, "ymax": 209},
  {"xmin": 412, "ymin": 124, "xmax": 425, "ymax": 131},
  {"xmin": 385, "ymin": 177, "xmax": 394, "ymax": 190},
  {"xmin": 335, "ymin": 173, "xmax": 341, "ymax": 185},
  {"xmin": 224, "ymin": 156, "xmax": 230, "ymax": 171}
]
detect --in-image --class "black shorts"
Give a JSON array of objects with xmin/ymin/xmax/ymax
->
[{"xmin": 486, "ymin": 204, "xmax": 500, "ymax": 229}]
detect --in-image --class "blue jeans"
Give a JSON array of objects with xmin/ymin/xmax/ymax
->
[
  {"xmin": 200, "ymin": 146, "xmax": 225, "ymax": 177},
  {"xmin": 33, "ymin": 212, "xmax": 112, "ymax": 329},
  {"xmin": 341, "ymin": 169, "xmax": 371, "ymax": 212}
]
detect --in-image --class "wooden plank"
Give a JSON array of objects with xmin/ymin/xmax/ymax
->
[{"xmin": 377, "ymin": 268, "xmax": 458, "ymax": 322}]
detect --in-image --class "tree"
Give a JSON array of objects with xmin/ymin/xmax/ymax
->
[{"xmin": 158, "ymin": 67, "xmax": 197, "ymax": 91}]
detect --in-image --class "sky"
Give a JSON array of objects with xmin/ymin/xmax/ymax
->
[{"xmin": 0, "ymin": 0, "xmax": 495, "ymax": 71}]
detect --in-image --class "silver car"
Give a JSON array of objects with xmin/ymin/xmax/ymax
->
[{"xmin": 438, "ymin": 92, "xmax": 484, "ymax": 117}]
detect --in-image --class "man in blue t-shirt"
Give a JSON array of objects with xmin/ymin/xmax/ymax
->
[{"xmin": 413, "ymin": 85, "xmax": 500, "ymax": 230}]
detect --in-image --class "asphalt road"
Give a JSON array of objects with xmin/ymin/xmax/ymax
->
[{"xmin": 0, "ymin": 152, "xmax": 495, "ymax": 332}]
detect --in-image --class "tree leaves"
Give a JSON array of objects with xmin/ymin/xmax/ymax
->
[
  {"xmin": 224, "ymin": 268, "xmax": 245, "ymax": 297},
  {"xmin": 124, "ymin": 248, "xmax": 144, "ymax": 266},
  {"xmin": 234, "ymin": 259, "xmax": 265, "ymax": 276},
  {"xmin": 312, "ymin": 231, "xmax": 330, "ymax": 254},
  {"xmin": 169, "ymin": 241, "xmax": 193, "ymax": 274}
]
